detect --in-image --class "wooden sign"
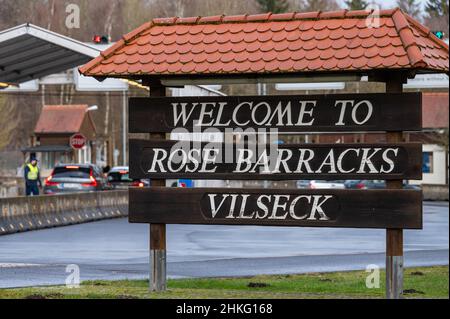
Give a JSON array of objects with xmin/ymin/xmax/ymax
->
[
  {"xmin": 129, "ymin": 188, "xmax": 423, "ymax": 229},
  {"xmin": 129, "ymin": 139, "xmax": 422, "ymax": 180},
  {"xmin": 129, "ymin": 93, "xmax": 422, "ymax": 133}
]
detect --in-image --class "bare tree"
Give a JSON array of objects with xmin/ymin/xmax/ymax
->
[
  {"xmin": 104, "ymin": 0, "xmax": 117, "ymax": 37},
  {"xmin": 185, "ymin": 0, "xmax": 259, "ymax": 16},
  {"xmin": 296, "ymin": 0, "xmax": 341, "ymax": 11},
  {"xmin": 152, "ymin": 0, "xmax": 190, "ymax": 17},
  {"xmin": 344, "ymin": 0, "xmax": 368, "ymax": 10},
  {"xmin": 47, "ymin": 0, "xmax": 56, "ymax": 29},
  {"xmin": 122, "ymin": 0, "xmax": 155, "ymax": 32},
  {"xmin": 256, "ymin": 0, "xmax": 290, "ymax": 13}
]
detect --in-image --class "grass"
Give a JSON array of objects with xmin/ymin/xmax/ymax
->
[{"xmin": 0, "ymin": 266, "xmax": 447, "ymax": 299}]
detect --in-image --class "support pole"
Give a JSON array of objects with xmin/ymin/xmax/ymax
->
[
  {"xmin": 147, "ymin": 81, "xmax": 167, "ymax": 292},
  {"xmin": 385, "ymin": 74, "xmax": 405, "ymax": 299},
  {"xmin": 122, "ymin": 90, "xmax": 128, "ymax": 166},
  {"xmin": 150, "ymin": 222, "xmax": 166, "ymax": 291},
  {"xmin": 386, "ymin": 225, "xmax": 403, "ymax": 299}
]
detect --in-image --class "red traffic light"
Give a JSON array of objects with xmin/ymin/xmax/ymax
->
[{"xmin": 92, "ymin": 35, "xmax": 109, "ymax": 44}]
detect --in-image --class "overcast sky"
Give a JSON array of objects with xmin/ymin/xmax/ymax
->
[{"xmin": 337, "ymin": 0, "xmax": 428, "ymax": 10}]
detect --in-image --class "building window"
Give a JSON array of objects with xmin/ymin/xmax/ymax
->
[
  {"xmin": 41, "ymin": 152, "xmax": 55, "ymax": 170},
  {"xmin": 39, "ymin": 152, "xmax": 67, "ymax": 169},
  {"xmin": 423, "ymin": 152, "xmax": 433, "ymax": 173}
]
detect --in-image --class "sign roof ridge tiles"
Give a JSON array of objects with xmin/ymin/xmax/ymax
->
[{"xmin": 79, "ymin": 7, "xmax": 449, "ymax": 77}]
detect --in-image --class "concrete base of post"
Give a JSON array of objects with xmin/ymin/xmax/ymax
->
[
  {"xmin": 386, "ymin": 255, "xmax": 403, "ymax": 299},
  {"xmin": 150, "ymin": 249, "xmax": 167, "ymax": 291}
]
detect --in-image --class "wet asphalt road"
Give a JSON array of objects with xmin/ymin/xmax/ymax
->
[{"xmin": 0, "ymin": 202, "xmax": 448, "ymax": 288}]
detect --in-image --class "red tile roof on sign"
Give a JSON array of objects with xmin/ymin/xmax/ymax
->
[
  {"xmin": 79, "ymin": 8, "xmax": 449, "ymax": 78},
  {"xmin": 34, "ymin": 105, "xmax": 96, "ymax": 134},
  {"xmin": 422, "ymin": 93, "xmax": 449, "ymax": 129}
]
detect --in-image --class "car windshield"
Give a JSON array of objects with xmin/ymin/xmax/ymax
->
[
  {"xmin": 108, "ymin": 172, "xmax": 132, "ymax": 182},
  {"xmin": 53, "ymin": 166, "xmax": 91, "ymax": 178}
]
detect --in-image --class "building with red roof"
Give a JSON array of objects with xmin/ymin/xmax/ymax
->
[
  {"xmin": 22, "ymin": 104, "xmax": 97, "ymax": 173},
  {"xmin": 422, "ymin": 92, "xmax": 449, "ymax": 129},
  {"xmin": 34, "ymin": 104, "xmax": 96, "ymax": 136}
]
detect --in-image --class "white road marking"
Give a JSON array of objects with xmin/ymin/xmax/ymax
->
[{"xmin": 0, "ymin": 263, "xmax": 43, "ymax": 268}]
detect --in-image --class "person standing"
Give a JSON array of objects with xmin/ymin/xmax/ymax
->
[{"xmin": 24, "ymin": 155, "xmax": 42, "ymax": 196}]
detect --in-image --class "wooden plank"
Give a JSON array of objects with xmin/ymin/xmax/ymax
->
[
  {"xmin": 129, "ymin": 93, "xmax": 422, "ymax": 133},
  {"xmin": 129, "ymin": 188, "xmax": 423, "ymax": 229},
  {"xmin": 129, "ymin": 139, "xmax": 422, "ymax": 180}
]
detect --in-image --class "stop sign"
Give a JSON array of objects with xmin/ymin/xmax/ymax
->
[{"xmin": 70, "ymin": 133, "xmax": 86, "ymax": 150}]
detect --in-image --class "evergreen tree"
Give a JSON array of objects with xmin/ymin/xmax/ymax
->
[
  {"xmin": 424, "ymin": 0, "xmax": 449, "ymax": 36},
  {"xmin": 397, "ymin": 0, "xmax": 421, "ymax": 20},
  {"xmin": 345, "ymin": 0, "xmax": 368, "ymax": 10},
  {"xmin": 425, "ymin": 0, "xmax": 449, "ymax": 17},
  {"xmin": 256, "ymin": 0, "xmax": 290, "ymax": 13}
]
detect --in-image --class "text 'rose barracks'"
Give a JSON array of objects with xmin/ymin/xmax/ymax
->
[{"xmin": 130, "ymin": 140, "xmax": 421, "ymax": 180}]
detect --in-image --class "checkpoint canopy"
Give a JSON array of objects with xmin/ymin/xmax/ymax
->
[
  {"xmin": 79, "ymin": 8, "xmax": 449, "ymax": 83},
  {"xmin": 0, "ymin": 23, "xmax": 100, "ymax": 84}
]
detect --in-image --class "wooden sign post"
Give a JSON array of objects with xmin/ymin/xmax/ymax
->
[
  {"xmin": 147, "ymin": 81, "xmax": 167, "ymax": 292},
  {"xmin": 128, "ymin": 89, "xmax": 423, "ymax": 298},
  {"xmin": 385, "ymin": 74, "xmax": 406, "ymax": 299},
  {"xmin": 77, "ymin": 7, "xmax": 448, "ymax": 300}
]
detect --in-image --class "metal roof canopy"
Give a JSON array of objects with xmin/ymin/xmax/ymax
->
[
  {"xmin": 0, "ymin": 23, "xmax": 100, "ymax": 84},
  {"xmin": 21, "ymin": 145, "xmax": 72, "ymax": 153}
]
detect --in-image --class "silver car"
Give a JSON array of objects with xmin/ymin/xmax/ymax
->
[{"xmin": 308, "ymin": 180, "xmax": 346, "ymax": 189}]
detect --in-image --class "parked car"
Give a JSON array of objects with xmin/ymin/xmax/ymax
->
[
  {"xmin": 107, "ymin": 166, "xmax": 149, "ymax": 189},
  {"xmin": 344, "ymin": 180, "xmax": 386, "ymax": 189},
  {"xmin": 308, "ymin": 180, "xmax": 346, "ymax": 189},
  {"xmin": 402, "ymin": 183, "xmax": 421, "ymax": 190},
  {"xmin": 296, "ymin": 180, "xmax": 310, "ymax": 189},
  {"xmin": 43, "ymin": 164, "xmax": 110, "ymax": 194},
  {"xmin": 345, "ymin": 180, "xmax": 422, "ymax": 190}
]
